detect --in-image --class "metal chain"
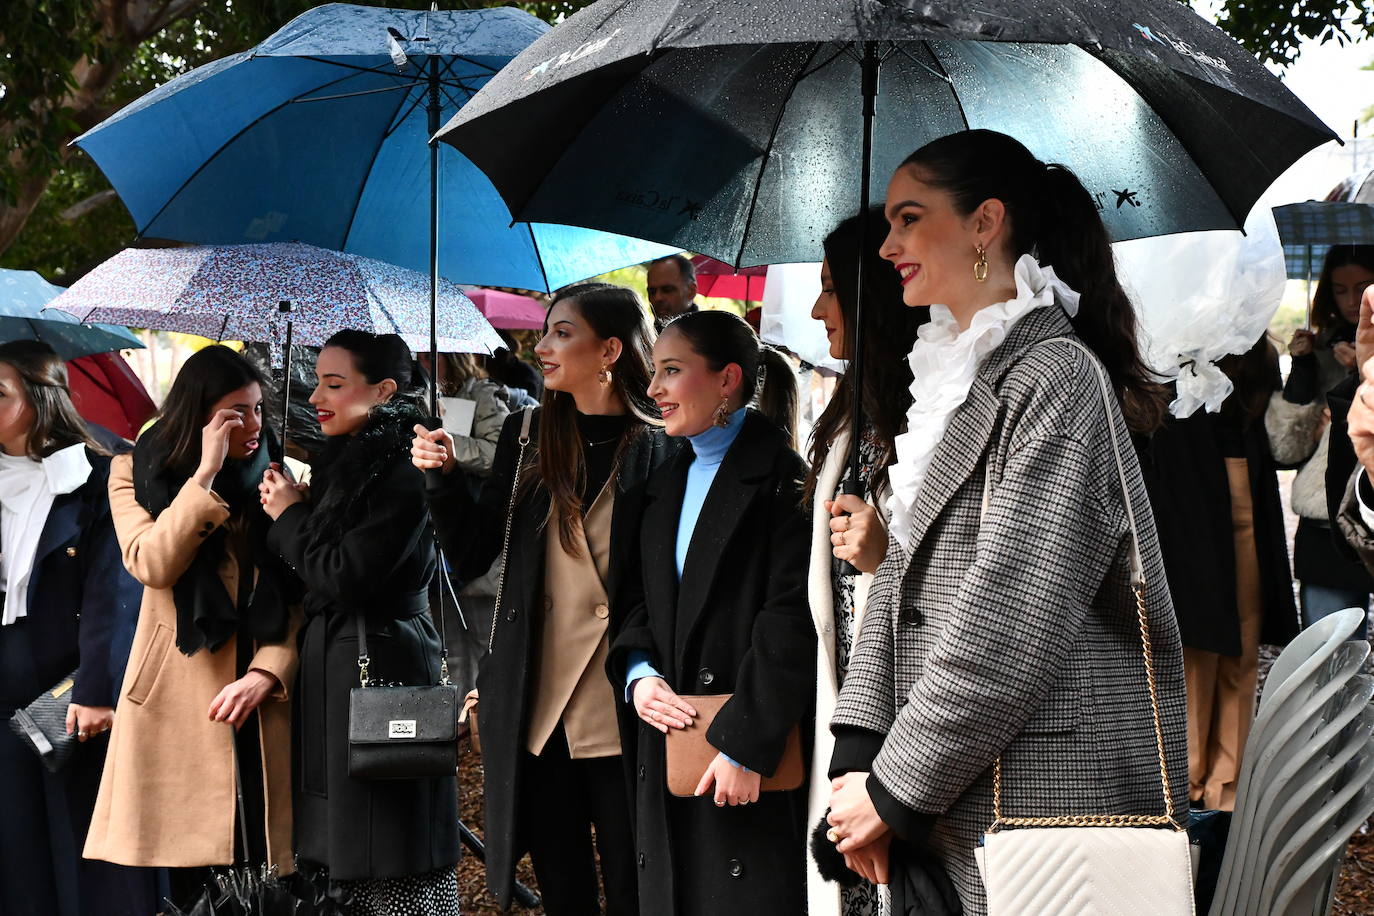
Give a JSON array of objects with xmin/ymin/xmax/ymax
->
[{"xmin": 488, "ymin": 409, "xmax": 532, "ymax": 653}]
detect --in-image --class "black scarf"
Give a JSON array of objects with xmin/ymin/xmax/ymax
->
[
  {"xmin": 133, "ymin": 426, "xmax": 291, "ymax": 656},
  {"xmin": 301, "ymin": 398, "xmax": 425, "ymax": 546}
]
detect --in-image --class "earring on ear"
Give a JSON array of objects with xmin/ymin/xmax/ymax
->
[
  {"xmin": 973, "ymin": 243, "xmax": 989, "ymax": 283},
  {"xmin": 712, "ymin": 396, "xmax": 731, "ymax": 428},
  {"xmin": 598, "ymin": 363, "xmax": 612, "ymax": 387}
]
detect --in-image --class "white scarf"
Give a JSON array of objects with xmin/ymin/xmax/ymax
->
[
  {"xmin": 0, "ymin": 443, "xmax": 91, "ymax": 625},
  {"xmin": 886, "ymin": 255, "xmax": 1080, "ymax": 552}
]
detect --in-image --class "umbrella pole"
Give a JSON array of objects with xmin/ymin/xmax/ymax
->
[
  {"xmin": 840, "ymin": 41, "xmax": 879, "ymax": 576},
  {"xmin": 1304, "ymin": 244, "xmax": 1313, "ymax": 331},
  {"xmin": 428, "ymin": 52, "xmax": 441, "ymax": 419},
  {"xmin": 279, "ymin": 300, "xmax": 293, "ymax": 454}
]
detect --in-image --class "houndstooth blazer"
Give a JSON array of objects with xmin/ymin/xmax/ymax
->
[{"xmin": 831, "ymin": 306, "xmax": 1189, "ymax": 915}]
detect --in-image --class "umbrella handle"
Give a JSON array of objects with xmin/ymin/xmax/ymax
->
[
  {"xmin": 837, "ymin": 477, "xmax": 862, "ymax": 578},
  {"xmin": 279, "ymin": 301, "xmax": 293, "ymax": 451}
]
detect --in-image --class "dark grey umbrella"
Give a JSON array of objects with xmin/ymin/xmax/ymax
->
[
  {"xmin": 1272, "ymin": 200, "xmax": 1374, "ymax": 279},
  {"xmin": 436, "ymin": 0, "xmax": 1335, "ymax": 524}
]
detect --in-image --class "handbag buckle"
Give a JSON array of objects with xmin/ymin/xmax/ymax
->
[{"xmin": 358, "ymin": 653, "xmax": 370, "ymax": 688}]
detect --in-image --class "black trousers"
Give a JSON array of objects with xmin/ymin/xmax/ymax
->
[{"xmin": 518, "ymin": 726, "xmax": 637, "ymax": 916}]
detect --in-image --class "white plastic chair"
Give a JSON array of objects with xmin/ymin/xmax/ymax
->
[
  {"xmin": 1216, "ymin": 642, "xmax": 1369, "ymax": 915},
  {"xmin": 1244, "ymin": 695, "xmax": 1374, "ymax": 914},
  {"xmin": 1259, "ymin": 740, "xmax": 1374, "ymax": 915}
]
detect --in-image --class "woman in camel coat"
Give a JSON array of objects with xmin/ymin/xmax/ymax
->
[{"xmin": 85, "ymin": 347, "xmax": 300, "ymax": 877}]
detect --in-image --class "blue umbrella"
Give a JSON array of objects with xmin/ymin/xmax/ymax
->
[
  {"xmin": 71, "ymin": 4, "xmax": 674, "ymax": 294},
  {"xmin": 0, "ymin": 268, "xmax": 144, "ymax": 360}
]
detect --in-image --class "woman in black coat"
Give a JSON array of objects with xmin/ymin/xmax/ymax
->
[
  {"xmin": 260, "ymin": 331, "xmax": 459, "ymax": 914},
  {"xmin": 0, "ymin": 341, "xmax": 156, "ymax": 915},
  {"xmin": 412, "ymin": 283, "xmax": 668, "ymax": 914},
  {"xmin": 608, "ymin": 311, "xmax": 816, "ymax": 916}
]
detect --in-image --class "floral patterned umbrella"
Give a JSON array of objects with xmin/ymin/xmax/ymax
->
[{"xmin": 45, "ymin": 243, "xmax": 503, "ymax": 356}]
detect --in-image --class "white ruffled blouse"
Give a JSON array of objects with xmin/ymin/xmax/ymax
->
[
  {"xmin": 0, "ymin": 442, "xmax": 91, "ymax": 626},
  {"xmin": 885, "ymin": 254, "xmax": 1081, "ymax": 552}
]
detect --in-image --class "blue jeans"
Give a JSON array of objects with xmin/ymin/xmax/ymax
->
[{"xmin": 1299, "ymin": 583, "xmax": 1370, "ymax": 640}]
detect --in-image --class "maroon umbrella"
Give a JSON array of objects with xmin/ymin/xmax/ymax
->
[{"xmin": 690, "ymin": 255, "xmax": 767, "ymax": 303}]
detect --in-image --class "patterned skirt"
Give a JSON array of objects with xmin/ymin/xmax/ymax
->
[{"xmin": 337, "ymin": 865, "xmax": 460, "ymax": 916}]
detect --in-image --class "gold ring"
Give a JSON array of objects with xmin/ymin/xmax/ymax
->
[{"xmin": 826, "ymin": 827, "xmax": 842, "ymax": 844}]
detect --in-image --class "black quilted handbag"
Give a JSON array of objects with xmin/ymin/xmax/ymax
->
[
  {"xmin": 347, "ymin": 613, "xmax": 458, "ymax": 780},
  {"xmin": 8, "ymin": 670, "xmax": 80, "ymax": 773}
]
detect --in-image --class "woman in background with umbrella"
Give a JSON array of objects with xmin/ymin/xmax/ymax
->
[
  {"xmin": 0, "ymin": 341, "xmax": 155, "ymax": 916},
  {"xmin": 803, "ymin": 210, "xmax": 927, "ymax": 916},
  {"xmin": 87, "ymin": 346, "xmax": 300, "ymax": 903},
  {"xmin": 259, "ymin": 331, "xmax": 460, "ymax": 914},
  {"xmin": 1268, "ymin": 245, "xmax": 1374, "ymax": 636},
  {"xmin": 823, "ymin": 130, "xmax": 1187, "ymax": 915}
]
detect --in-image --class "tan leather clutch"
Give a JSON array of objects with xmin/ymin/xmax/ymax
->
[{"xmin": 665, "ymin": 694, "xmax": 803, "ymax": 797}]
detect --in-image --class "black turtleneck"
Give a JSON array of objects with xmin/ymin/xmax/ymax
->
[{"xmin": 577, "ymin": 411, "xmax": 632, "ymax": 512}]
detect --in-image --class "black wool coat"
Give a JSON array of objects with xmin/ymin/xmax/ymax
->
[
  {"xmin": 424, "ymin": 407, "xmax": 674, "ymax": 910},
  {"xmin": 607, "ymin": 410, "xmax": 816, "ymax": 916},
  {"xmin": 266, "ymin": 402, "xmax": 459, "ymax": 882},
  {"xmin": 1143, "ymin": 406, "xmax": 1300, "ymax": 655}
]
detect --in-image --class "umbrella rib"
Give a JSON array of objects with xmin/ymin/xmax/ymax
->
[
  {"xmin": 342, "ymin": 81, "xmax": 418, "ymax": 252},
  {"xmin": 733, "ymin": 42, "xmax": 826, "ymax": 269},
  {"xmin": 295, "ymin": 55, "xmax": 471, "ymax": 87},
  {"xmin": 290, "ymin": 83, "xmax": 414, "ymax": 104},
  {"xmin": 526, "ymin": 223, "xmax": 553, "ymax": 293},
  {"xmin": 385, "ymin": 86, "xmax": 431, "ymax": 139},
  {"xmin": 797, "ymin": 42, "xmax": 852, "ymax": 81},
  {"xmin": 916, "ymin": 43, "xmax": 971, "ymax": 131},
  {"xmin": 136, "ymin": 65, "xmax": 397, "ymax": 238}
]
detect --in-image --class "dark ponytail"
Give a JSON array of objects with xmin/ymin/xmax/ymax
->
[
  {"xmin": 665, "ymin": 310, "xmax": 799, "ymax": 446},
  {"xmin": 902, "ymin": 130, "xmax": 1167, "ymax": 433},
  {"xmin": 323, "ymin": 329, "xmax": 424, "ymax": 408}
]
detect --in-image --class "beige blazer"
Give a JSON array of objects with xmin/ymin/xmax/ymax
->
[
  {"xmin": 84, "ymin": 455, "xmax": 300, "ymax": 870},
  {"xmin": 806, "ymin": 432, "xmax": 881, "ymax": 916},
  {"xmin": 525, "ymin": 482, "xmax": 620, "ymax": 758}
]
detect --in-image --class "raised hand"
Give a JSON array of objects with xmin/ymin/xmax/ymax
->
[{"xmin": 411, "ymin": 424, "xmax": 457, "ymax": 474}]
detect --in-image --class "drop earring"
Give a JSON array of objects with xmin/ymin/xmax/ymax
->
[
  {"xmin": 712, "ymin": 397, "xmax": 731, "ymax": 428},
  {"xmin": 598, "ymin": 363, "xmax": 612, "ymax": 387},
  {"xmin": 973, "ymin": 243, "xmax": 989, "ymax": 282}
]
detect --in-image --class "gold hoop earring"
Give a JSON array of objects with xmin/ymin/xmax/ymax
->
[
  {"xmin": 712, "ymin": 397, "xmax": 731, "ymax": 428},
  {"xmin": 973, "ymin": 244, "xmax": 989, "ymax": 282},
  {"xmin": 598, "ymin": 363, "xmax": 612, "ymax": 388}
]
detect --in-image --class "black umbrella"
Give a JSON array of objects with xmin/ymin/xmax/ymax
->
[{"xmin": 436, "ymin": 0, "xmax": 1335, "ymax": 506}]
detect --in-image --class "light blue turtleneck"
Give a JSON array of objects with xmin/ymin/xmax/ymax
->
[
  {"xmin": 625, "ymin": 408, "xmax": 749, "ymax": 770},
  {"xmin": 674, "ymin": 406, "xmax": 746, "ymax": 578}
]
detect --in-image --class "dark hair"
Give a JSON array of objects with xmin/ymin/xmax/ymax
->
[
  {"xmin": 648, "ymin": 253, "xmax": 697, "ymax": 286},
  {"xmin": 663, "ymin": 310, "xmax": 799, "ymax": 446},
  {"xmin": 1311, "ymin": 245, "xmax": 1374, "ymax": 340},
  {"xmin": 0, "ymin": 341, "xmax": 105, "ymax": 460},
  {"xmin": 805, "ymin": 208, "xmax": 927, "ymax": 501},
  {"xmin": 901, "ymin": 129, "xmax": 1167, "ymax": 433},
  {"xmin": 1217, "ymin": 335, "xmax": 1280, "ymax": 428},
  {"xmin": 323, "ymin": 330, "xmax": 422, "ymax": 407},
  {"xmin": 529, "ymin": 282, "xmax": 658, "ymax": 554},
  {"xmin": 148, "ymin": 345, "xmax": 264, "ymax": 472}
]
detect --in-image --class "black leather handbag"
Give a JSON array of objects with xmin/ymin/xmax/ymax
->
[
  {"xmin": 347, "ymin": 612, "xmax": 458, "ymax": 780},
  {"xmin": 8, "ymin": 670, "xmax": 80, "ymax": 773}
]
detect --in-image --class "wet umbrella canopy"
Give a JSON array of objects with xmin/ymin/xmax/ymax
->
[
  {"xmin": 437, "ymin": 0, "xmax": 1335, "ymax": 266},
  {"xmin": 72, "ymin": 4, "xmax": 674, "ymax": 293}
]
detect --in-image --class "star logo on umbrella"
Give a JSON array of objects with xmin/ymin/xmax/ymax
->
[
  {"xmin": 1113, "ymin": 188, "xmax": 1142, "ymax": 209},
  {"xmin": 678, "ymin": 199, "xmax": 703, "ymax": 220}
]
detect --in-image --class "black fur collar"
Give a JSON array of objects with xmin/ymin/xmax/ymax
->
[{"xmin": 303, "ymin": 398, "xmax": 424, "ymax": 544}]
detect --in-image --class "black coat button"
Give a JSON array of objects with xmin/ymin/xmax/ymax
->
[
  {"xmin": 638, "ymin": 853, "xmax": 646, "ymax": 869},
  {"xmin": 639, "ymin": 765, "xmax": 646, "ymax": 781},
  {"xmin": 506, "ymin": 607, "xmax": 517, "ymax": 622},
  {"xmin": 698, "ymin": 667, "xmax": 714, "ymax": 687},
  {"xmin": 728, "ymin": 859, "xmax": 743, "ymax": 878}
]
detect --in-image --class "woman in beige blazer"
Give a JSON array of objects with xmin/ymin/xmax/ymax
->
[
  {"xmin": 803, "ymin": 210, "xmax": 926, "ymax": 916},
  {"xmin": 85, "ymin": 346, "xmax": 300, "ymax": 898}
]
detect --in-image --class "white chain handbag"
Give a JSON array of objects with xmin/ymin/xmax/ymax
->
[{"xmin": 973, "ymin": 338, "xmax": 1194, "ymax": 915}]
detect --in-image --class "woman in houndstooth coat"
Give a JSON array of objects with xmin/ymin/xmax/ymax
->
[{"xmin": 822, "ymin": 130, "xmax": 1189, "ymax": 916}]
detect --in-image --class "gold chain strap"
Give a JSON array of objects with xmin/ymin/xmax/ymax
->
[
  {"xmin": 487, "ymin": 408, "xmax": 532, "ymax": 653},
  {"xmin": 987, "ymin": 338, "xmax": 1180, "ymax": 834}
]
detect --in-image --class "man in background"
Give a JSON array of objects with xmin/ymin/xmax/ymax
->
[{"xmin": 646, "ymin": 254, "xmax": 700, "ymax": 329}]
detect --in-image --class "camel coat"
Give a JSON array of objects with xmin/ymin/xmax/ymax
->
[{"xmin": 84, "ymin": 455, "xmax": 300, "ymax": 871}]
